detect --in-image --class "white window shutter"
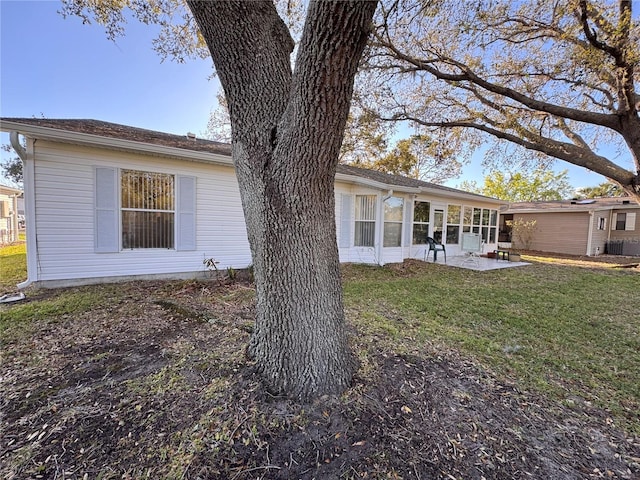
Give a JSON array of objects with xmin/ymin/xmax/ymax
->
[
  {"xmin": 626, "ymin": 212, "xmax": 636, "ymax": 231},
  {"xmin": 95, "ymin": 167, "xmax": 119, "ymax": 253},
  {"xmin": 339, "ymin": 194, "xmax": 352, "ymax": 248},
  {"xmin": 176, "ymin": 175, "xmax": 196, "ymax": 251},
  {"xmin": 611, "ymin": 213, "xmax": 617, "ymax": 230}
]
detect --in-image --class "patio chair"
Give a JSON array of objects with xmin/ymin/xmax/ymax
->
[
  {"xmin": 461, "ymin": 232, "xmax": 483, "ymax": 267},
  {"xmin": 425, "ymin": 236, "xmax": 446, "ymax": 263}
]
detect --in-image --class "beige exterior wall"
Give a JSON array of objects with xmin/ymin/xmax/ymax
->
[
  {"xmin": 0, "ymin": 186, "xmax": 21, "ymax": 244},
  {"xmin": 610, "ymin": 208, "xmax": 640, "ymax": 241},
  {"xmin": 609, "ymin": 208, "xmax": 640, "ymax": 256},
  {"xmin": 504, "ymin": 201, "xmax": 640, "ymax": 257},
  {"xmin": 513, "ymin": 212, "xmax": 590, "ymax": 255}
]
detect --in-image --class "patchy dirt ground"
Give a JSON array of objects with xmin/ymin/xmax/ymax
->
[{"xmin": 1, "ymin": 274, "xmax": 639, "ymax": 480}]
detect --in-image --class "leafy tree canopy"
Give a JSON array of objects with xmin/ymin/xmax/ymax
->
[
  {"xmin": 576, "ymin": 181, "xmax": 626, "ymax": 198},
  {"xmin": 459, "ymin": 167, "xmax": 574, "ymax": 202},
  {"xmin": 350, "ymin": 134, "xmax": 465, "ymax": 183},
  {"xmin": 1, "ymin": 144, "xmax": 23, "ymax": 187},
  {"xmin": 63, "ymin": 0, "xmax": 467, "ymax": 185}
]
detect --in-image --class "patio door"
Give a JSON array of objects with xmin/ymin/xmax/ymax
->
[{"xmin": 432, "ymin": 206, "xmax": 444, "ymax": 243}]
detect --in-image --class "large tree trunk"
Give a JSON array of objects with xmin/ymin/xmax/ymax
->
[{"xmin": 187, "ymin": 0, "xmax": 378, "ymax": 399}]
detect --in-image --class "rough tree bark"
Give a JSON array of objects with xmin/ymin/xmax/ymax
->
[{"xmin": 186, "ymin": 0, "xmax": 378, "ymax": 400}]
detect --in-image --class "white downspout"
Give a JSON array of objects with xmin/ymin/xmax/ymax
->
[
  {"xmin": 10, "ymin": 131, "xmax": 26, "ymax": 158},
  {"xmin": 607, "ymin": 209, "xmax": 613, "ymax": 244},
  {"xmin": 10, "ymin": 132, "xmax": 36, "ymax": 289},
  {"xmin": 586, "ymin": 211, "xmax": 594, "ymax": 256}
]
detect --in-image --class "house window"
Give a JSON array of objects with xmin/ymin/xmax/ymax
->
[
  {"xmin": 412, "ymin": 201, "xmax": 430, "ymax": 244},
  {"xmin": 464, "ymin": 207, "xmax": 498, "ymax": 243},
  {"xmin": 481, "ymin": 209, "xmax": 490, "ymax": 242},
  {"xmin": 121, "ymin": 169, "xmax": 175, "ymax": 249},
  {"xmin": 355, "ymin": 195, "xmax": 376, "ymax": 247},
  {"xmin": 489, "ymin": 209, "xmax": 498, "ymax": 243},
  {"xmin": 383, "ymin": 196, "xmax": 404, "ymax": 247},
  {"xmin": 598, "ymin": 217, "xmax": 606, "ymax": 230},
  {"xmin": 446, "ymin": 204, "xmax": 461, "ymax": 244},
  {"xmin": 613, "ymin": 212, "xmax": 636, "ymax": 231},
  {"xmin": 462, "ymin": 206, "xmax": 473, "ymax": 233}
]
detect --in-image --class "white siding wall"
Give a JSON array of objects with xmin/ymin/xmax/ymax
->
[
  {"xmin": 31, "ymin": 140, "xmax": 505, "ymax": 283},
  {"xmin": 32, "ymin": 141, "xmax": 251, "ymax": 283},
  {"xmin": 334, "ymin": 182, "xmax": 379, "ymax": 264}
]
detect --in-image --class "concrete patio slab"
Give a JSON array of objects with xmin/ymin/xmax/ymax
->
[{"xmin": 427, "ymin": 255, "xmax": 531, "ymax": 271}]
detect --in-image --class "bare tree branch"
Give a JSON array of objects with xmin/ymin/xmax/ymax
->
[
  {"xmin": 386, "ymin": 112, "xmax": 636, "ymax": 190},
  {"xmin": 364, "ymin": 0, "xmax": 640, "ymax": 198},
  {"xmin": 372, "ymin": 32, "xmax": 621, "ymax": 130}
]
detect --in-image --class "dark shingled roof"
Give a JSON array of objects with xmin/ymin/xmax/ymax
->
[
  {"xmin": 335, "ymin": 163, "xmax": 485, "ymax": 197},
  {"xmin": 1, "ymin": 117, "xmax": 498, "ymax": 201},
  {"xmin": 1, "ymin": 117, "xmax": 232, "ymax": 156}
]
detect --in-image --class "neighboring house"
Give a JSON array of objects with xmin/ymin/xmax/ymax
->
[
  {"xmin": 1, "ymin": 118, "xmax": 505, "ymax": 288},
  {"xmin": 0, "ymin": 184, "xmax": 22, "ymax": 244},
  {"xmin": 501, "ymin": 198, "xmax": 640, "ymax": 257}
]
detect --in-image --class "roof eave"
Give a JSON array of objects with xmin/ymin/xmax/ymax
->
[
  {"xmin": 0, "ymin": 185, "xmax": 23, "ymax": 194},
  {"xmin": 0, "ymin": 120, "xmax": 509, "ymax": 206},
  {"xmin": 335, "ymin": 172, "xmax": 421, "ymax": 193},
  {"xmin": 335, "ymin": 172, "xmax": 505, "ymax": 205},
  {"xmin": 506, "ymin": 202, "xmax": 640, "ymax": 213},
  {"xmin": 417, "ymin": 185, "xmax": 505, "ymax": 205},
  {"xmin": 503, "ymin": 206, "xmax": 616, "ymax": 214},
  {"xmin": 0, "ymin": 120, "xmax": 234, "ymax": 167}
]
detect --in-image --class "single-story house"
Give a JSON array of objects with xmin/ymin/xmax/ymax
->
[
  {"xmin": 1, "ymin": 118, "xmax": 505, "ymax": 288},
  {"xmin": 501, "ymin": 198, "xmax": 640, "ymax": 257},
  {"xmin": 0, "ymin": 183, "xmax": 22, "ymax": 244}
]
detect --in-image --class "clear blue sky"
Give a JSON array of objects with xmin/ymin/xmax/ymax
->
[{"xmin": 0, "ymin": 0, "xmax": 610, "ymax": 190}]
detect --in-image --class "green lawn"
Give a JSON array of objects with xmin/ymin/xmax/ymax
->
[
  {"xmin": 0, "ymin": 241, "xmax": 26, "ymax": 292},
  {"xmin": 343, "ymin": 260, "xmax": 640, "ymax": 433}
]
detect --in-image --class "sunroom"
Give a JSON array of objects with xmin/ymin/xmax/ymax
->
[{"xmin": 334, "ymin": 168, "xmax": 505, "ymax": 266}]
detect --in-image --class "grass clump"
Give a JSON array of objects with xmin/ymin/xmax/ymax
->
[
  {"xmin": 0, "ymin": 241, "xmax": 26, "ymax": 291},
  {"xmin": 0, "ymin": 289, "xmax": 112, "ymax": 339}
]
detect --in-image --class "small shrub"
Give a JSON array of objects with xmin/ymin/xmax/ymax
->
[
  {"xmin": 203, "ymin": 257, "xmax": 220, "ymax": 275},
  {"xmin": 226, "ymin": 267, "xmax": 237, "ymax": 283},
  {"xmin": 507, "ymin": 218, "xmax": 537, "ymax": 250}
]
